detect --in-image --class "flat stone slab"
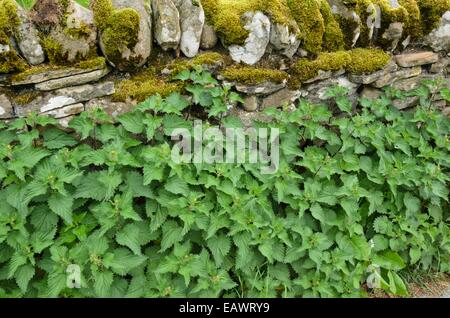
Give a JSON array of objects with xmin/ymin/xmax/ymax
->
[
  {"xmin": 41, "ymin": 103, "xmax": 85, "ymax": 118},
  {"xmin": 395, "ymin": 52, "xmax": 440, "ymax": 67},
  {"xmin": 35, "ymin": 68, "xmax": 110, "ymax": 91},
  {"xmin": 16, "ymin": 81, "xmax": 115, "ymax": 116},
  {"xmin": 10, "ymin": 64, "xmax": 106, "ymax": 86},
  {"xmin": 0, "ymin": 94, "xmax": 14, "ymax": 119},
  {"xmin": 349, "ymin": 60, "xmax": 398, "ymax": 84},
  {"xmin": 373, "ymin": 66, "xmax": 422, "ymax": 88}
]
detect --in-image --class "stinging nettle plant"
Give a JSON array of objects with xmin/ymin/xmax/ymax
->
[{"xmin": 0, "ymin": 68, "xmax": 449, "ymax": 298}]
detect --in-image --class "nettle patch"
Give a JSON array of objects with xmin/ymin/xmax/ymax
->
[{"xmin": 0, "ymin": 69, "xmax": 449, "ymax": 297}]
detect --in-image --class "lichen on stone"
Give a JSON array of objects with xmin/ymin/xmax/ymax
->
[
  {"xmin": 417, "ymin": 0, "xmax": 450, "ymax": 34},
  {"xmin": 346, "ymin": 48, "xmax": 390, "ymax": 74},
  {"xmin": 221, "ymin": 65, "xmax": 288, "ymax": 85},
  {"xmin": 290, "ymin": 51, "xmax": 351, "ymax": 87}
]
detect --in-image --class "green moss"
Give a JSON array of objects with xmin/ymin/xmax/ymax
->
[
  {"xmin": 12, "ymin": 91, "xmax": 41, "ymax": 105},
  {"xmin": 75, "ymin": 56, "xmax": 106, "ymax": 70},
  {"xmin": 335, "ymin": 14, "xmax": 361, "ymax": 49},
  {"xmin": 100, "ymin": 8, "xmax": 140, "ymax": 69},
  {"xmin": 222, "ymin": 65, "xmax": 288, "ymax": 85},
  {"xmin": 320, "ymin": 0, "xmax": 345, "ymax": 51},
  {"xmin": 113, "ymin": 68, "xmax": 182, "ymax": 102},
  {"xmin": 90, "ymin": 0, "xmax": 114, "ymax": 31},
  {"xmin": 41, "ymin": 36, "xmax": 66, "ymax": 65},
  {"xmin": 418, "ymin": 0, "xmax": 450, "ymax": 34},
  {"xmin": 168, "ymin": 52, "xmax": 224, "ymax": 75},
  {"xmin": 64, "ymin": 22, "xmax": 93, "ymax": 39},
  {"xmin": 202, "ymin": 0, "xmax": 298, "ymax": 46},
  {"xmin": 287, "ymin": 0, "xmax": 324, "ymax": 54},
  {"xmin": 399, "ymin": 0, "xmax": 423, "ymax": 39},
  {"xmin": 289, "ymin": 51, "xmax": 351, "ymax": 87},
  {"xmin": 346, "ymin": 48, "xmax": 390, "ymax": 74}
]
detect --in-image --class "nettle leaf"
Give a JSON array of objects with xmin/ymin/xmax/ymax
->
[
  {"xmin": 48, "ymin": 193, "xmax": 74, "ymax": 224},
  {"xmin": 164, "ymin": 176, "xmax": 189, "ymax": 196},
  {"xmin": 116, "ymin": 223, "xmax": 143, "ymax": 255},
  {"xmin": 160, "ymin": 221, "xmax": 183, "ymax": 252},
  {"xmin": 43, "ymin": 129, "xmax": 78, "ymax": 149},
  {"xmin": 93, "ymin": 270, "xmax": 114, "ymax": 298},
  {"xmin": 207, "ymin": 235, "xmax": 231, "ymax": 266},
  {"xmin": 15, "ymin": 264, "xmax": 35, "ymax": 293},
  {"xmin": 105, "ymin": 248, "xmax": 147, "ymax": 276},
  {"xmin": 117, "ymin": 112, "xmax": 145, "ymax": 134},
  {"xmin": 373, "ymin": 251, "xmax": 406, "ymax": 271},
  {"xmin": 164, "ymin": 92, "xmax": 190, "ymax": 115}
]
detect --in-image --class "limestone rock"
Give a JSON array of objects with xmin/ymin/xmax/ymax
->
[
  {"xmin": 243, "ymin": 95, "xmax": 259, "ymax": 112},
  {"xmin": 16, "ymin": 82, "xmax": 115, "ymax": 116},
  {"xmin": 100, "ymin": 0, "xmax": 153, "ymax": 71},
  {"xmin": 177, "ymin": 0, "xmax": 205, "ymax": 57},
  {"xmin": 229, "ymin": 12, "xmax": 271, "ymax": 65},
  {"xmin": 443, "ymin": 107, "xmax": 450, "ymax": 117},
  {"xmin": 0, "ymin": 94, "xmax": 14, "ymax": 119},
  {"xmin": 86, "ymin": 97, "xmax": 135, "ymax": 117},
  {"xmin": 15, "ymin": 6, "xmax": 45, "ymax": 65},
  {"xmin": 301, "ymin": 76, "xmax": 359, "ymax": 104},
  {"xmin": 382, "ymin": 22, "xmax": 403, "ymax": 51},
  {"xmin": 425, "ymin": 11, "xmax": 450, "ymax": 52},
  {"xmin": 395, "ymin": 51, "xmax": 440, "ymax": 67},
  {"xmin": 201, "ymin": 23, "xmax": 218, "ymax": 49},
  {"xmin": 270, "ymin": 23, "xmax": 301, "ymax": 58},
  {"xmin": 235, "ymin": 81, "xmax": 286, "ymax": 96},
  {"xmin": 349, "ymin": 60, "xmax": 398, "ymax": 84},
  {"xmin": 152, "ymin": 0, "xmax": 181, "ymax": 51},
  {"xmin": 393, "ymin": 96, "xmax": 419, "ymax": 110},
  {"xmin": 430, "ymin": 58, "xmax": 450, "ymax": 73},
  {"xmin": 35, "ymin": 68, "xmax": 110, "ymax": 91},
  {"xmin": 360, "ymin": 87, "xmax": 382, "ymax": 100},
  {"xmin": 261, "ymin": 88, "xmax": 301, "ymax": 109},
  {"xmin": 305, "ymin": 69, "xmax": 345, "ymax": 84},
  {"xmin": 373, "ymin": 66, "xmax": 422, "ymax": 88},
  {"xmin": 41, "ymin": 103, "xmax": 84, "ymax": 118}
]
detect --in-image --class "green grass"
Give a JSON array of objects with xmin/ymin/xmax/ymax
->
[{"xmin": 15, "ymin": 0, "xmax": 90, "ymax": 10}]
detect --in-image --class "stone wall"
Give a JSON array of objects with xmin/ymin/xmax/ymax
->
[{"xmin": 0, "ymin": 0, "xmax": 449, "ymax": 125}]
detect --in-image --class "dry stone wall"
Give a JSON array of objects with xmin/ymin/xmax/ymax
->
[{"xmin": 0, "ymin": 0, "xmax": 449, "ymax": 126}]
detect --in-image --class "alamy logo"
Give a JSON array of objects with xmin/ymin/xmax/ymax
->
[
  {"xmin": 66, "ymin": 264, "xmax": 81, "ymax": 289},
  {"xmin": 170, "ymin": 120, "xmax": 280, "ymax": 174}
]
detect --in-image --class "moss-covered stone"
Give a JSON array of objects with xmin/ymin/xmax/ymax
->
[
  {"xmin": 90, "ymin": 0, "xmax": 114, "ymax": 31},
  {"xmin": 202, "ymin": 0, "xmax": 298, "ymax": 46},
  {"xmin": 222, "ymin": 65, "xmax": 288, "ymax": 85},
  {"xmin": 399, "ymin": 0, "xmax": 423, "ymax": 39},
  {"xmin": 347, "ymin": 48, "xmax": 390, "ymax": 74},
  {"xmin": 0, "ymin": 0, "xmax": 28, "ymax": 74},
  {"xmin": 320, "ymin": 0, "xmax": 345, "ymax": 51},
  {"xmin": 287, "ymin": 0, "xmax": 325, "ymax": 54},
  {"xmin": 418, "ymin": 0, "xmax": 450, "ymax": 34},
  {"xmin": 113, "ymin": 67, "xmax": 182, "ymax": 102},
  {"xmin": 100, "ymin": 8, "xmax": 141, "ymax": 69},
  {"xmin": 290, "ymin": 51, "xmax": 351, "ymax": 87}
]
